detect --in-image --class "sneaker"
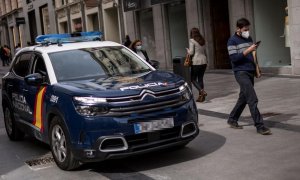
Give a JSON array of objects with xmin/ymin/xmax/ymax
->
[
  {"xmin": 257, "ymin": 127, "xmax": 272, "ymax": 135},
  {"xmin": 227, "ymin": 121, "xmax": 243, "ymax": 129}
]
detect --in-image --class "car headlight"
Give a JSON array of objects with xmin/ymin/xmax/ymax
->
[
  {"xmin": 75, "ymin": 105, "xmax": 109, "ymax": 116},
  {"xmin": 73, "ymin": 97, "xmax": 108, "ymax": 116},
  {"xmin": 179, "ymin": 83, "xmax": 192, "ymax": 101},
  {"xmin": 73, "ymin": 96, "xmax": 107, "ymax": 104}
]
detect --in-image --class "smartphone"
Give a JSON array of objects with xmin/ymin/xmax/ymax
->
[{"xmin": 255, "ymin": 41, "xmax": 261, "ymax": 46}]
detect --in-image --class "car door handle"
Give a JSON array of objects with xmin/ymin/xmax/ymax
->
[
  {"xmin": 22, "ymin": 89, "xmax": 29, "ymax": 92},
  {"xmin": 7, "ymin": 84, "xmax": 13, "ymax": 87}
]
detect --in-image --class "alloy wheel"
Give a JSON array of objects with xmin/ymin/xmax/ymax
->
[{"xmin": 51, "ymin": 125, "xmax": 67, "ymax": 162}]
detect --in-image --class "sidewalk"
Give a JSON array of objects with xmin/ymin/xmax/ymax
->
[
  {"xmin": 194, "ymin": 70, "xmax": 300, "ymax": 132},
  {"xmin": 0, "ymin": 65, "xmax": 9, "ymax": 76},
  {"xmin": 0, "ymin": 65, "xmax": 10, "ymax": 88}
]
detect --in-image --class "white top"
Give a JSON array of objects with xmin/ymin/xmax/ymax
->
[
  {"xmin": 187, "ymin": 39, "xmax": 207, "ymax": 65},
  {"xmin": 136, "ymin": 50, "xmax": 146, "ymax": 60}
]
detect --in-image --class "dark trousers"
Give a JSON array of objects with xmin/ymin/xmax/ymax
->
[
  {"xmin": 2, "ymin": 57, "xmax": 9, "ymax": 66},
  {"xmin": 191, "ymin": 64, "xmax": 207, "ymax": 91},
  {"xmin": 1, "ymin": 58, "xmax": 5, "ymax": 66},
  {"xmin": 228, "ymin": 71, "xmax": 264, "ymax": 129}
]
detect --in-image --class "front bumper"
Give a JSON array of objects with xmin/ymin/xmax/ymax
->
[{"xmin": 73, "ymin": 122, "xmax": 199, "ymax": 162}]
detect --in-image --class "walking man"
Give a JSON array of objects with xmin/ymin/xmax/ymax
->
[{"xmin": 227, "ymin": 18, "xmax": 271, "ymax": 135}]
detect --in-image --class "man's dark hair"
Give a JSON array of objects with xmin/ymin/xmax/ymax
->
[{"xmin": 236, "ymin": 18, "xmax": 250, "ymax": 29}]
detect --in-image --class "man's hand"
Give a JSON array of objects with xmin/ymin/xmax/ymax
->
[{"xmin": 243, "ymin": 44, "xmax": 257, "ymax": 56}]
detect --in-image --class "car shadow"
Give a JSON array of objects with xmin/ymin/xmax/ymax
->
[
  {"xmin": 0, "ymin": 134, "xmax": 50, "ymax": 175},
  {"xmin": 78, "ymin": 130, "xmax": 226, "ymax": 177}
]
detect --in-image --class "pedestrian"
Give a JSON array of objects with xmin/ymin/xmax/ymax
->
[
  {"xmin": 186, "ymin": 27, "xmax": 208, "ymax": 102},
  {"xmin": 3, "ymin": 45, "xmax": 11, "ymax": 66},
  {"xmin": 0, "ymin": 46, "xmax": 5, "ymax": 66},
  {"xmin": 123, "ymin": 35, "xmax": 132, "ymax": 48},
  {"xmin": 227, "ymin": 18, "xmax": 271, "ymax": 135},
  {"xmin": 15, "ymin": 43, "xmax": 21, "ymax": 54},
  {"xmin": 130, "ymin": 40, "xmax": 150, "ymax": 62}
]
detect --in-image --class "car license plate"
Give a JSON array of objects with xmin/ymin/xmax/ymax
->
[{"xmin": 134, "ymin": 118, "xmax": 174, "ymax": 134}]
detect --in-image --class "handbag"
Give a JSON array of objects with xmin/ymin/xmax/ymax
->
[{"xmin": 184, "ymin": 53, "xmax": 192, "ymax": 67}]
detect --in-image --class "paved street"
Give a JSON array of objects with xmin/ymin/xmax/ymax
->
[{"xmin": 1, "ymin": 66, "xmax": 300, "ymax": 180}]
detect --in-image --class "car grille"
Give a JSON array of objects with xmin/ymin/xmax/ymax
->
[
  {"xmin": 107, "ymin": 88, "xmax": 180, "ymax": 103},
  {"xmin": 105, "ymin": 88, "xmax": 187, "ymax": 116}
]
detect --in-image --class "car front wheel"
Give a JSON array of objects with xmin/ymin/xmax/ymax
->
[{"xmin": 49, "ymin": 116, "xmax": 80, "ymax": 170}]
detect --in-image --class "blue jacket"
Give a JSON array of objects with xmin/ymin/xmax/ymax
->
[{"xmin": 227, "ymin": 33, "xmax": 256, "ymax": 72}]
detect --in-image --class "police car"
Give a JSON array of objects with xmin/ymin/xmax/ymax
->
[{"xmin": 1, "ymin": 32, "xmax": 199, "ymax": 170}]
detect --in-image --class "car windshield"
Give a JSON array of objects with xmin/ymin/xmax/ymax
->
[{"xmin": 48, "ymin": 46, "xmax": 151, "ymax": 82}]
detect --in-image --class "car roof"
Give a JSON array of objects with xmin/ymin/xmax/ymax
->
[{"xmin": 20, "ymin": 41, "xmax": 123, "ymax": 54}]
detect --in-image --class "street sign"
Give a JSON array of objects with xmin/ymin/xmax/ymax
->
[
  {"xmin": 16, "ymin": 17, "xmax": 25, "ymax": 26},
  {"xmin": 123, "ymin": 0, "xmax": 140, "ymax": 12}
]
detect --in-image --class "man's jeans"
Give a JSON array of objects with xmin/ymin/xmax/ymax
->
[{"xmin": 228, "ymin": 71, "xmax": 264, "ymax": 129}]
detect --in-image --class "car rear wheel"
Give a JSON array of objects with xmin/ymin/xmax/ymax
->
[
  {"xmin": 49, "ymin": 116, "xmax": 80, "ymax": 170},
  {"xmin": 3, "ymin": 106, "xmax": 25, "ymax": 141}
]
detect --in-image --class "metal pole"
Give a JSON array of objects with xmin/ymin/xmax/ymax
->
[
  {"xmin": 98, "ymin": 0, "xmax": 104, "ymax": 34},
  {"xmin": 81, "ymin": 0, "xmax": 87, "ymax": 32},
  {"xmin": 118, "ymin": 0, "xmax": 125, "ymax": 42}
]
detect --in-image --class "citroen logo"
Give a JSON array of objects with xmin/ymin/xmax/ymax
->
[{"xmin": 141, "ymin": 93, "xmax": 156, "ymax": 101}]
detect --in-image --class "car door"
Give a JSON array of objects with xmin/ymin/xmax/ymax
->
[
  {"xmin": 10, "ymin": 53, "xmax": 33, "ymax": 124},
  {"xmin": 22, "ymin": 53, "xmax": 50, "ymax": 132}
]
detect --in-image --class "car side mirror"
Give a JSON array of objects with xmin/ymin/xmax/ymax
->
[{"xmin": 25, "ymin": 73, "xmax": 43, "ymax": 86}]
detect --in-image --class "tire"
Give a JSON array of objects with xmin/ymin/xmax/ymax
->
[
  {"xmin": 49, "ymin": 116, "xmax": 80, "ymax": 170},
  {"xmin": 3, "ymin": 105, "xmax": 25, "ymax": 141}
]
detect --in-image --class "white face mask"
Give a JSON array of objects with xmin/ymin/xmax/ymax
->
[
  {"xmin": 136, "ymin": 45, "xmax": 142, "ymax": 50},
  {"xmin": 241, "ymin": 31, "xmax": 250, "ymax": 39}
]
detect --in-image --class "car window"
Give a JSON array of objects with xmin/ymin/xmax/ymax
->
[
  {"xmin": 32, "ymin": 54, "xmax": 49, "ymax": 82},
  {"xmin": 48, "ymin": 46, "xmax": 151, "ymax": 82},
  {"xmin": 13, "ymin": 53, "xmax": 32, "ymax": 77}
]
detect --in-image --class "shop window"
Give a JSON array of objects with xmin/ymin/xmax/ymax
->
[
  {"xmin": 137, "ymin": 9, "xmax": 156, "ymax": 60},
  {"xmin": 253, "ymin": 0, "xmax": 291, "ymax": 67},
  {"xmin": 87, "ymin": 13, "xmax": 99, "ymax": 31},
  {"xmin": 59, "ymin": 21, "xmax": 68, "ymax": 33},
  {"xmin": 73, "ymin": 18, "xmax": 82, "ymax": 32},
  {"xmin": 167, "ymin": 1, "xmax": 188, "ymax": 59}
]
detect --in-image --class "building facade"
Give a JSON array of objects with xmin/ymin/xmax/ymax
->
[
  {"xmin": 54, "ymin": 0, "xmax": 125, "ymax": 43},
  {"xmin": 0, "ymin": 0, "xmax": 23, "ymax": 53},
  {"xmin": 22, "ymin": 0, "xmax": 57, "ymax": 45},
  {"xmin": 0, "ymin": 0, "xmax": 56, "ymax": 54},
  {"xmin": 124, "ymin": 0, "xmax": 300, "ymax": 75}
]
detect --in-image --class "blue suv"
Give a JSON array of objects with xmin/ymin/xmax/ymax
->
[{"xmin": 1, "ymin": 32, "xmax": 199, "ymax": 170}]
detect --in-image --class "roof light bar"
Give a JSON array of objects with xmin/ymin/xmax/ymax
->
[{"xmin": 35, "ymin": 31, "xmax": 103, "ymax": 45}]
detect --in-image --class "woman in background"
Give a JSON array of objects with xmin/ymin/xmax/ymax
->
[
  {"xmin": 186, "ymin": 27, "xmax": 208, "ymax": 102},
  {"xmin": 130, "ymin": 39, "xmax": 150, "ymax": 62}
]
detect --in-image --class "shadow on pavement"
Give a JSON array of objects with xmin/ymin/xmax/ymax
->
[
  {"xmin": 0, "ymin": 134, "xmax": 50, "ymax": 175},
  {"xmin": 78, "ymin": 130, "xmax": 226, "ymax": 179},
  {"xmin": 198, "ymin": 108, "xmax": 300, "ymax": 133}
]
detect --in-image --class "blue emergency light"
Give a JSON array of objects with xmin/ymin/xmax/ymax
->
[{"xmin": 35, "ymin": 31, "xmax": 103, "ymax": 45}]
